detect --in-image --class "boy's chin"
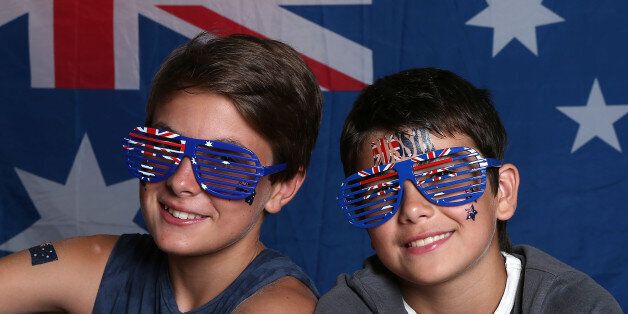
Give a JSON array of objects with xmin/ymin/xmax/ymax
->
[
  {"xmin": 152, "ymin": 233, "xmax": 207, "ymax": 257},
  {"xmin": 396, "ymin": 268, "xmax": 458, "ymax": 287}
]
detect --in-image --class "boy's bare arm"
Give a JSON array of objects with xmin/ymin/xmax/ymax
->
[
  {"xmin": 0, "ymin": 234, "xmax": 118, "ymax": 313},
  {"xmin": 234, "ymin": 276, "xmax": 317, "ymax": 314}
]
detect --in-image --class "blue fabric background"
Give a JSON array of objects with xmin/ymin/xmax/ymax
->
[{"xmin": 1, "ymin": 0, "xmax": 626, "ymax": 309}]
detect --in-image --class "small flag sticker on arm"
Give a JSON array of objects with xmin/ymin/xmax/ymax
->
[{"xmin": 28, "ymin": 243, "xmax": 58, "ymax": 266}]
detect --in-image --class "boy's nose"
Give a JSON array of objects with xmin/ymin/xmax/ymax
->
[
  {"xmin": 398, "ymin": 180, "xmax": 435, "ymax": 224},
  {"xmin": 166, "ymin": 157, "xmax": 203, "ymax": 197}
]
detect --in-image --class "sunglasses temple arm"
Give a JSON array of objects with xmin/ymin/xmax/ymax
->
[
  {"xmin": 486, "ymin": 158, "xmax": 503, "ymax": 167},
  {"xmin": 262, "ymin": 163, "xmax": 288, "ymax": 176}
]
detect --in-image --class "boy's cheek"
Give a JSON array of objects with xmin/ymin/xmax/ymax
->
[{"xmin": 367, "ymin": 225, "xmax": 395, "ymax": 252}]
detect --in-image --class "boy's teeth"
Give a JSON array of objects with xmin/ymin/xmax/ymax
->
[
  {"xmin": 165, "ymin": 205, "xmax": 202, "ymax": 220},
  {"xmin": 408, "ymin": 232, "xmax": 452, "ymax": 248}
]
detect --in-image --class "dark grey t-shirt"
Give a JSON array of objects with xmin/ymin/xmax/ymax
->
[
  {"xmin": 315, "ymin": 245, "xmax": 622, "ymax": 313},
  {"xmin": 93, "ymin": 234, "xmax": 318, "ymax": 313}
]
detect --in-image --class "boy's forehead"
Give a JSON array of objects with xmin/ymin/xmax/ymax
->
[
  {"xmin": 150, "ymin": 90, "xmax": 274, "ymax": 161},
  {"xmin": 360, "ymin": 128, "xmax": 477, "ymax": 168}
]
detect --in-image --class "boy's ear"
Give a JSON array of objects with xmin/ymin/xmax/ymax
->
[
  {"xmin": 264, "ymin": 167, "xmax": 306, "ymax": 214},
  {"xmin": 495, "ymin": 163, "xmax": 519, "ymax": 221}
]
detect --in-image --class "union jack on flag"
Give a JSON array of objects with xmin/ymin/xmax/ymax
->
[
  {"xmin": 371, "ymin": 136, "xmax": 402, "ymax": 165},
  {"xmin": 1, "ymin": 0, "xmax": 627, "ymax": 307},
  {"xmin": 357, "ymin": 162, "xmax": 394, "ymax": 178}
]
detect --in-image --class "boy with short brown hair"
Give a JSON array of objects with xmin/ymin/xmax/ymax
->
[{"xmin": 0, "ymin": 33, "xmax": 322, "ymax": 313}]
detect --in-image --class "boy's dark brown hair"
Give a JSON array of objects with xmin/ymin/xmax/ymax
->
[
  {"xmin": 145, "ymin": 33, "xmax": 323, "ymax": 183},
  {"xmin": 339, "ymin": 67, "xmax": 512, "ymax": 252}
]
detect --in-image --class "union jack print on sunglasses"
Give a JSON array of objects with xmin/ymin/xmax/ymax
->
[
  {"xmin": 338, "ymin": 146, "xmax": 502, "ymax": 228},
  {"xmin": 122, "ymin": 127, "xmax": 286, "ymax": 200}
]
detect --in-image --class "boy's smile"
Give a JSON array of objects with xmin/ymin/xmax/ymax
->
[
  {"xmin": 403, "ymin": 230, "xmax": 453, "ymax": 255},
  {"xmin": 139, "ymin": 90, "xmax": 276, "ymax": 257},
  {"xmin": 159, "ymin": 201, "xmax": 210, "ymax": 226},
  {"xmin": 359, "ymin": 129, "xmax": 505, "ymax": 285}
]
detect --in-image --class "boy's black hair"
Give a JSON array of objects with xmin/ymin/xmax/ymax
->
[
  {"xmin": 145, "ymin": 33, "xmax": 323, "ymax": 183},
  {"xmin": 340, "ymin": 68, "xmax": 512, "ymax": 252}
]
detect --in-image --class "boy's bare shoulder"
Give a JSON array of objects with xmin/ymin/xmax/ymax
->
[
  {"xmin": 234, "ymin": 276, "xmax": 317, "ymax": 314},
  {"xmin": 58, "ymin": 234, "xmax": 119, "ymax": 260},
  {"xmin": 0, "ymin": 234, "xmax": 119, "ymax": 313}
]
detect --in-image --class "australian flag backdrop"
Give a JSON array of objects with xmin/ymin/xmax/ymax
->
[{"xmin": 1, "ymin": 0, "xmax": 627, "ymax": 309}]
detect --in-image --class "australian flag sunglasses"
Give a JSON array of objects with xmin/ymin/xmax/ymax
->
[
  {"xmin": 338, "ymin": 146, "xmax": 502, "ymax": 228},
  {"xmin": 122, "ymin": 127, "xmax": 286, "ymax": 200}
]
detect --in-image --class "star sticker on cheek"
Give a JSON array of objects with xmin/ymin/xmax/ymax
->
[
  {"xmin": 465, "ymin": 204, "xmax": 478, "ymax": 221},
  {"xmin": 245, "ymin": 190, "xmax": 256, "ymax": 205}
]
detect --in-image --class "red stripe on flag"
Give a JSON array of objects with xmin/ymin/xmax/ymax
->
[
  {"xmin": 379, "ymin": 138, "xmax": 388, "ymax": 164},
  {"xmin": 54, "ymin": 0, "xmax": 114, "ymax": 89},
  {"xmin": 412, "ymin": 157, "xmax": 453, "ymax": 171},
  {"xmin": 157, "ymin": 5, "xmax": 366, "ymax": 91},
  {"xmin": 130, "ymin": 133, "xmax": 184, "ymax": 149},
  {"xmin": 360, "ymin": 171, "xmax": 396, "ymax": 186}
]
